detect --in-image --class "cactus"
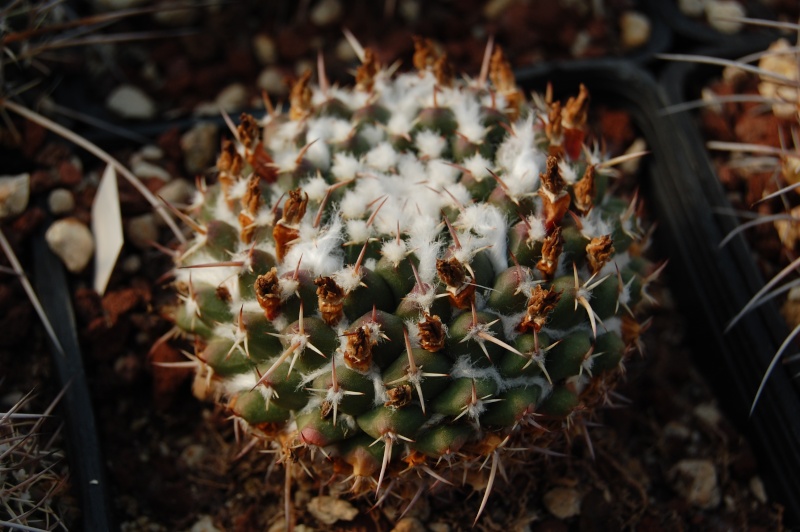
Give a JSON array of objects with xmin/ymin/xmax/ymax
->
[{"xmin": 166, "ymin": 37, "xmax": 659, "ymax": 523}]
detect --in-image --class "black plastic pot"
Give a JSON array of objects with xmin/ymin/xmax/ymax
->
[
  {"xmin": 33, "ymin": 233, "xmax": 114, "ymax": 531},
  {"xmin": 645, "ymin": 0, "xmax": 779, "ymax": 47},
  {"xmin": 657, "ymin": 47, "xmax": 800, "ymax": 522}
]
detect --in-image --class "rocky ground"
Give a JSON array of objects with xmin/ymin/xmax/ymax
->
[{"xmin": 0, "ymin": 1, "xmax": 795, "ymax": 530}]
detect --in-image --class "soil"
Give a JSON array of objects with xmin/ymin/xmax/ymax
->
[{"xmin": 0, "ymin": 2, "xmax": 791, "ymax": 531}]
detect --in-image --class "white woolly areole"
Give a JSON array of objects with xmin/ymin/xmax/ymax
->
[
  {"xmin": 223, "ymin": 372, "xmax": 258, "ymax": 395},
  {"xmin": 526, "ymin": 214, "xmax": 547, "ymax": 242},
  {"xmin": 462, "ymin": 153, "xmax": 493, "ymax": 181},
  {"xmin": 580, "ymin": 209, "xmax": 613, "ymax": 239},
  {"xmin": 330, "ymin": 152, "xmax": 363, "ymax": 182},
  {"xmin": 300, "ymin": 174, "xmax": 330, "ymax": 203},
  {"xmin": 381, "ymin": 239, "xmax": 407, "ymax": 266},
  {"xmin": 364, "ymin": 142, "xmax": 398, "ymax": 172},
  {"xmin": 558, "ymin": 160, "xmax": 578, "ymax": 184},
  {"xmin": 359, "ymin": 124, "xmax": 385, "ymax": 149},
  {"xmin": 346, "ymin": 219, "xmax": 371, "ymax": 244},
  {"xmin": 415, "ymin": 129, "xmax": 447, "ymax": 159},
  {"xmin": 280, "ymin": 216, "xmax": 344, "ymax": 277},
  {"xmin": 452, "ymin": 93, "xmax": 486, "ymax": 143},
  {"xmin": 332, "ymin": 265, "xmax": 365, "ymax": 294},
  {"xmin": 456, "ymin": 203, "xmax": 509, "ymax": 274}
]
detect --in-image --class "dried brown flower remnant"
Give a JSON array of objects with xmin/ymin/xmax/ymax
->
[
  {"xmin": 573, "ymin": 164, "xmax": 596, "ymax": 215},
  {"xmin": 237, "ymin": 113, "xmax": 261, "ymax": 150},
  {"xmin": 563, "ymin": 84, "xmax": 590, "ymax": 130},
  {"xmin": 586, "ymin": 235, "xmax": 614, "ymax": 275},
  {"xmin": 418, "ymin": 313, "xmax": 445, "ymax": 352},
  {"xmin": 437, "ymin": 257, "xmax": 476, "ymax": 310},
  {"xmin": 385, "ymin": 385, "xmax": 413, "ymax": 408},
  {"xmin": 217, "ymin": 138, "xmax": 242, "ymax": 177},
  {"xmin": 344, "ymin": 326, "xmax": 374, "ymax": 371},
  {"xmin": 489, "ymin": 45, "xmax": 523, "ymax": 116},
  {"xmin": 356, "ymin": 48, "xmax": 380, "ymax": 92},
  {"xmin": 315, "ymin": 276, "xmax": 345, "ymax": 326},
  {"xmin": 546, "ymin": 100, "xmax": 564, "ymax": 156},
  {"xmin": 238, "ymin": 175, "xmax": 263, "ymax": 242},
  {"xmin": 255, "ymin": 268, "xmax": 282, "ymax": 320},
  {"xmin": 538, "ymin": 156, "xmax": 571, "ymax": 231},
  {"xmin": 436, "ymin": 256, "xmax": 466, "ymax": 289},
  {"xmin": 413, "ymin": 36, "xmax": 438, "ymax": 71},
  {"xmin": 537, "ymin": 226, "xmax": 563, "ymax": 279},
  {"xmin": 290, "ymin": 70, "xmax": 313, "ymax": 121},
  {"xmin": 434, "ymin": 54, "xmax": 454, "ymax": 87},
  {"xmin": 273, "ymin": 189, "xmax": 308, "ymax": 261},
  {"xmin": 518, "ymin": 284, "xmax": 562, "ymax": 333}
]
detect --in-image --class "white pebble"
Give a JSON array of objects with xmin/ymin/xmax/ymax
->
[
  {"xmin": 257, "ymin": 67, "xmax": 288, "ymax": 95},
  {"xmin": 157, "ymin": 179, "xmax": 195, "ymax": 207},
  {"xmin": 705, "ymin": 0, "xmax": 745, "ymax": 34},
  {"xmin": 215, "ymin": 83, "xmax": 248, "ymax": 113},
  {"xmin": 45, "ymin": 218, "xmax": 94, "ymax": 273},
  {"xmin": 310, "ymin": 0, "xmax": 342, "ymax": 26},
  {"xmin": 543, "ymin": 487, "xmax": 582, "ymax": 519},
  {"xmin": 181, "ymin": 123, "xmax": 219, "ymax": 175},
  {"xmin": 121, "ymin": 254, "xmax": 142, "ymax": 274},
  {"xmin": 679, "ymin": 0, "xmax": 706, "ymax": 17},
  {"xmin": 47, "ymin": 188, "xmax": 75, "ymax": 216},
  {"xmin": 307, "ymin": 496, "xmax": 358, "ymax": 525},
  {"xmin": 0, "ymin": 173, "xmax": 30, "ymax": 219},
  {"xmin": 619, "ymin": 11, "xmax": 651, "ymax": 50},
  {"xmin": 670, "ymin": 459, "xmax": 721, "ymax": 509},
  {"xmin": 131, "ymin": 160, "xmax": 171, "ymax": 181},
  {"xmin": 252, "ymin": 34, "xmax": 277, "ymax": 65},
  {"xmin": 126, "ymin": 214, "xmax": 159, "ymax": 250},
  {"xmin": 106, "ymin": 84, "xmax": 156, "ymax": 120}
]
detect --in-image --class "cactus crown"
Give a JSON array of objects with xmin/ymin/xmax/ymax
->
[{"xmin": 168, "ymin": 37, "xmax": 658, "ymax": 522}]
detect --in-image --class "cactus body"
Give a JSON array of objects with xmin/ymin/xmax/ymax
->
[{"xmin": 168, "ymin": 40, "xmax": 658, "ymax": 518}]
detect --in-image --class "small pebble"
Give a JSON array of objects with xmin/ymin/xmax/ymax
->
[
  {"xmin": 153, "ymin": 0, "xmax": 198, "ymax": 26},
  {"xmin": 307, "ymin": 495, "xmax": 358, "ymax": 525},
  {"xmin": 131, "ymin": 160, "xmax": 171, "ymax": 181},
  {"xmin": 257, "ymin": 67, "xmax": 288, "ymax": 95},
  {"xmin": 679, "ymin": 0, "xmax": 705, "ymax": 17},
  {"xmin": 139, "ymin": 145, "xmax": 164, "ymax": 160},
  {"xmin": 47, "ymin": 188, "xmax": 75, "ymax": 216},
  {"xmin": 310, "ymin": 0, "xmax": 342, "ymax": 26},
  {"xmin": 189, "ymin": 515, "xmax": 222, "ymax": 532},
  {"xmin": 619, "ymin": 11, "xmax": 651, "ymax": 50},
  {"xmin": 335, "ymin": 38, "xmax": 359, "ymax": 63},
  {"xmin": 0, "ymin": 173, "xmax": 30, "ymax": 219},
  {"xmin": 705, "ymin": 0, "xmax": 745, "ymax": 34},
  {"xmin": 215, "ymin": 83, "xmax": 248, "ymax": 113},
  {"xmin": 181, "ymin": 123, "xmax": 219, "ymax": 175},
  {"xmin": 106, "ymin": 84, "xmax": 156, "ymax": 120},
  {"xmin": 157, "ymin": 178, "xmax": 195, "ymax": 207},
  {"xmin": 120, "ymin": 254, "xmax": 142, "ymax": 274},
  {"xmin": 390, "ymin": 517, "xmax": 425, "ymax": 532},
  {"xmin": 543, "ymin": 487, "xmax": 582, "ymax": 519},
  {"xmin": 126, "ymin": 214, "xmax": 159, "ymax": 250},
  {"xmin": 670, "ymin": 459, "xmax": 721, "ymax": 509},
  {"xmin": 45, "ymin": 218, "xmax": 94, "ymax": 273},
  {"xmin": 253, "ymin": 34, "xmax": 278, "ymax": 65},
  {"xmin": 749, "ymin": 476, "xmax": 767, "ymax": 504}
]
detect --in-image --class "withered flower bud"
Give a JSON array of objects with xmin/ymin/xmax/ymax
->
[
  {"xmin": 290, "ymin": 70, "xmax": 313, "ymax": 121},
  {"xmin": 536, "ymin": 226, "xmax": 563, "ymax": 279},
  {"xmin": 413, "ymin": 36, "xmax": 438, "ymax": 72},
  {"xmin": 255, "ymin": 268, "xmax": 282, "ymax": 320},
  {"xmin": 433, "ymin": 54, "xmax": 454, "ymax": 87},
  {"xmin": 344, "ymin": 326, "xmax": 373, "ymax": 372},
  {"xmin": 573, "ymin": 165, "xmax": 596, "ymax": 215},
  {"xmin": 563, "ymin": 83, "xmax": 590, "ymax": 130},
  {"xmin": 586, "ymin": 235, "xmax": 614, "ymax": 275},
  {"xmin": 436, "ymin": 257, "xmax": 466, "ymax": 289},
  {"xmin": 385, "ymin": 385, "xmax": 413, "ymax": 408},
  {"xmin": 315, "ymin": 276, "xmax": 345, "ymax": 326},
  {"xmin": 517, "ymin": 284, "xmax": 562, "ymax": 333},
  {"xmin": 237, "ymin": 114, "xmax": 261, "ymax": 150},
  {"xmin": 417, "ymin": 313, "xmax": 445, "ymax": 352},
  {"xmin": 356, "ymin": 48, "xmax": 380, "ymax": 92}
]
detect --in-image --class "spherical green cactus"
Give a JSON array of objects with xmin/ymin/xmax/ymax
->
[{"xmin": 167, "ymin": 37, "xmax": 659, "ymax": 523}]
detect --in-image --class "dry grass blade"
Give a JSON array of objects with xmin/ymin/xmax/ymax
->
[
  {"xmin": 0, "ymin": 229, "xmax": 64, "ymax": 357},
  {"xmin": 0, "ymin": 99, "xmax": 186, "ymax": 244}
]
